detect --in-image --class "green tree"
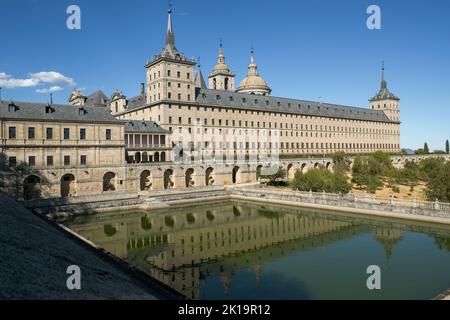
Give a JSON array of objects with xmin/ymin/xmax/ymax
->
[
  {"xmin": 332, "ymin": 151, "xmax": 351, "ymax": 174},
  {"xmin": 426, "ymin": 162, "xmax": 450, "ymax": 202},
  {"xmin": 351, "ymin": 156, "xmax": 367, "ymax": 189},
  {"xmin": 260, "ymin": 166, "xmax": 287, "ymax": 184},
  {"xmin": 292, "ymin": 168, "xmax": 352, "ymax": 194},
  {"xmin": 446, "ymin": 140, "xmax": 449, "ymax": 154},
  {"xmin": 424, "ymin": 142, "xmax": 430, "ymax": 154}
]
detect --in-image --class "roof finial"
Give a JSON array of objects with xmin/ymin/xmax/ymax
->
[
  {"xmin": 251, "ymin": 47, "xmax": 255, "ymax": 63},
  {"xmin": 168, "ymin": 0, "xmax": 172, "ymax": 14},
  {"xmin": 50, "ymin": 92, "xmax": 53, "ymax": 104},
  {"xmin": 197, "ymin": 56, "xmax": 201, "ymax": 68}
]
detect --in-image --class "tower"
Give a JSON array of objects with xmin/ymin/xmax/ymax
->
[
  {"xmin": 208, "ymin": 40, "xmax": 235, "ymax": 91},
  {"xmin": 237, "ymin": 48, "xmax": 271, "ymax": 96},
  {"xmin": 145, "ymin": 1, "xmax": 196, "ymax": 104},
  {"xmin": 369, "ymin": 63, "xmax": 400, "ymax": 122}
]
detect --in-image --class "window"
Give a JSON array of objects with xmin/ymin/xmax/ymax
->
[
  {"xmin": 47, "ymin": 156, "xmax": 54, "ymax": 166},
  {"xmin": 169, "ymin": 116, "xmax": 172, "ymax": 124},
  {"xmin": 9, "ymin": 157, "xmax": 17, "ymax": 166},
  {"xmin": 178, "ymin": 93, "xmax": 181, "ymax": 100},
  {"xmin": 28, "ymin": 127, "xmax": 35, "ymax": 139},
  {"xmin": 80, "ymin": 128, "xmax": 86, "ymax": 140},
  {"xmin": 63, "ymin": 128, "xmax": 70, "ymax": 140},
  {"xmin": 105, "ymin": 129, "xmax": 112, "ymax": 140},
  {"xmin": 167, "ymin": 70, "xmax": 171, "ymax": 77},
  {"xmin": 187, "ymin": 72, "xmax": 190, "ymax": 79},
  {"xmin": 28, "ymin": 156, "xmax": 36, "ymax": 167},
  {"xmin": 64, "ymin": 156, "xmax": 70, "ymax": 166},
  {"xmin": 46, "ymin": 128, "xmax": 53, "ymax": 139},
  {"xmin": 168, "ymin": 82, "xmax": 171, "ymax": 87},
  {"xmin": 80, "ymin": 155, "xmax": 87, "ymax": 165},
  {"xmin": 8, "ymin": 127, "xmax": 16, "ymax": 139},
  {"xmin": 177, "ymin": 71, "xmax": 181, "ymax": 78}
]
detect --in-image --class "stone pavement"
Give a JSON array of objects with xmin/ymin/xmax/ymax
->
[{"xmin": 0, "ymin": 192, "xmax": 175, "ymax": 300}]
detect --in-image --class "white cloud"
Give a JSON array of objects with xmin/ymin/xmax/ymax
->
[
  {"xmin": 0, "ymin": 71, "xmax": 76, "ymax": 89},
  {"xmin": 29, "ymin": 72, "xmax": 76, "ymax": 87},
  {"xmin": 36, "ymin": 86, "xmax": 64, "ymax": 94}
]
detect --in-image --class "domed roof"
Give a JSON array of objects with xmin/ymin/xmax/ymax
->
[
  {"xmin": 237, "ymin": 48, "xmax": 271, "ymax": 95},
  {"xmin": 238, "ymin": 75, "xmax": 269, "ymax": 89}
]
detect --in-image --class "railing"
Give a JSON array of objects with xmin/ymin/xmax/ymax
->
[{"xmin": 231, "ymin": 187, "xmax": 450, "ymax": 219}]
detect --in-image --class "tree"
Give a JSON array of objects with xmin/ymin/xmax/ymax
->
[
  {"xmin": 446, "ymin": 140, "xmax": 449, "ymax": 154},
  {"xmin": 426, "ymin": 162, "xmax": 450, "ymax": 202},
  {"xmin": 292, "ymin": 168, "xmax": 352, "ymax": 194},
  {"xmin": 424, "ymin": 142, "xmax": 430, "ymax": 154},
  {"xmin": 260, "ymin": 166, "xmax": 287, "ymax": 184},
  {"xmin": 332, "ymin": 151, "xmax": 351, "ymax": 174},
  {"xmin": 351, "ymin": 156, "xmax": 367, "ymax": 189}
]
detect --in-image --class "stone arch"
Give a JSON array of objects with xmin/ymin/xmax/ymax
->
[
  {"xmin": 205, "ymin": 167, "xmax": 215, "ymax": 186},
  {"xmin": 23, "ymin": 175, "xmax": 41, "ymax": 200},
  {"xmin": 142, "ymin": 152, "xmax": 148, "ymax": 163},
  {"xmin": 164, "ymin": 169, "xmax": 174, "ymax": 189},
  {"xmin": 185, "ymin": 168, "xmax": 195, "ymax": 188},
  {"xmin": 154, "ymin": 152, "xmax": 160, "ymax": 162},
  {"xmin": 140, "ymin": 170, "xmax": 152, "ymax": 191},
  {"xmin": 314, "ymin": 162, "xmax": 320, "ymax": 168},
  {"xmin": 61, "ymin": 174, "xmax": 76, "ymax": 198},
  {"xmin": 103, "ymin": 172, "xmax": 116, "ymax": 192},
  {"xmin": 256, "ymin": 165, "xmax": 263, "ymax": 181},
  {"xmin": 301, "ymin": 163, "xmax": 308, "ymax": 173},
  {"xmin": 287, "ymin": 163, "xmax": 294, "ymax": 179},
  {"xmin": 232, "ymin": 166, "xmax": 241, "ymax": 184},
  {"xmin": 326, "ymin": 162, "xmax": 332, "ymax": 171},
  {"xmin": 135, "ymin": 152, "xmax": 141, "ymax": 163}
]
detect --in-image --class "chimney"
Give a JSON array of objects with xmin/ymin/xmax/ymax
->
[{"xmin": 140, "ymin": 83, "xmax": 145, "ymax": 96}]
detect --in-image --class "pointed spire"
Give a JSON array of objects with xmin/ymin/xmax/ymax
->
[
  {"xmin": 165, "ymin": 0, "xmax": 174, "ymax": 47},
  {"xmin": 247, "ymin": 47, "xmax": 258, "ymax": 76},
  {"xmin": 381, "ymin": 61, "xmax": 387, "ymax": 89},
  {"xmin": 217, "ymin": 39, "xmax": 225, "ymax": 65},
  {"xmin": 195, "ymin": 57, "xmax": 207, "ymax": 89}
]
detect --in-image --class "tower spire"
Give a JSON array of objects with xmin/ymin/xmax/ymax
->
[
  {"xmin": 164, "ymin": 0, "xmax": 176, "ymax": 54},
  {"xmin": 381, "ymin": 61, "xmax": 387, "ymax": 89}
]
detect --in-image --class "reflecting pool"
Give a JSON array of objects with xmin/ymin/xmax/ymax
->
[{"xmin": 63, "ymin": 200, "xmax": 450, "ymax": 300}]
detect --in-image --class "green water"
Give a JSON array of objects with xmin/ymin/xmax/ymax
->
[{"xmin": 63, "ymin": 200, "xmax": 450, "ymax": 300}]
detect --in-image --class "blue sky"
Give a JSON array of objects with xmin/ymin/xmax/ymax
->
[{"xmin": 1, "ymin": 0, "xmax": 449, "ymax": 150}]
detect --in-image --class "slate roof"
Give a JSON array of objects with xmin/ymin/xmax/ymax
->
[
  {"xmin": 84, "ymin": 90, "xmax": 109, "ymax": 107},
  {"xmin": 127, "ymin": 95, "xmax": 147, "ymax": 110},
  {"xmin": 0, "ymin": 100, "xmax": 120, "ymax": 123},
  {"xmin": 196, "ymin": 89, "xmax": 394, "ymax": 123},
  {"xmin": 124, "ymin": 120, "xmax": 168, "ymax": 134}
]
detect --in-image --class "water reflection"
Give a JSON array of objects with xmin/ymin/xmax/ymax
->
[{"xmin": 64, "ymin": 201, "xmax": 450, "ymax": 300}]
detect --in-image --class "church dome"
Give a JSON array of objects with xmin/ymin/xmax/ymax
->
[{"xmin": 237, "ymin": 48, "xmax": 271, "ymax": 96}]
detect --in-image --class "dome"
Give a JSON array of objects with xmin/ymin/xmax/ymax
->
[
  {"xmin": 236, "ymin": 48, "xmax": 271, "ymax": 96},
  {"xmin": 238, "ymin": 75, "xmax": 270, "ymax": 90}
]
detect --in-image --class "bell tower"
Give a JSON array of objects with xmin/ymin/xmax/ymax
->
[
  {"xmin": 145, "ymin": 0, "xmax": 196, "ymax": 104},
  {"xmin": 369, "ymin": 63, "xmax": 400, "ymax": 122},
  {"xmin": 208, "ymin": 40, "xmax": 235, "ymax": 91}
]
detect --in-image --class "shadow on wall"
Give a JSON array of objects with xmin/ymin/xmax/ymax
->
[{"xmin": 0, "ymin": 153, "xmax": 51, "ymax": 201}]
